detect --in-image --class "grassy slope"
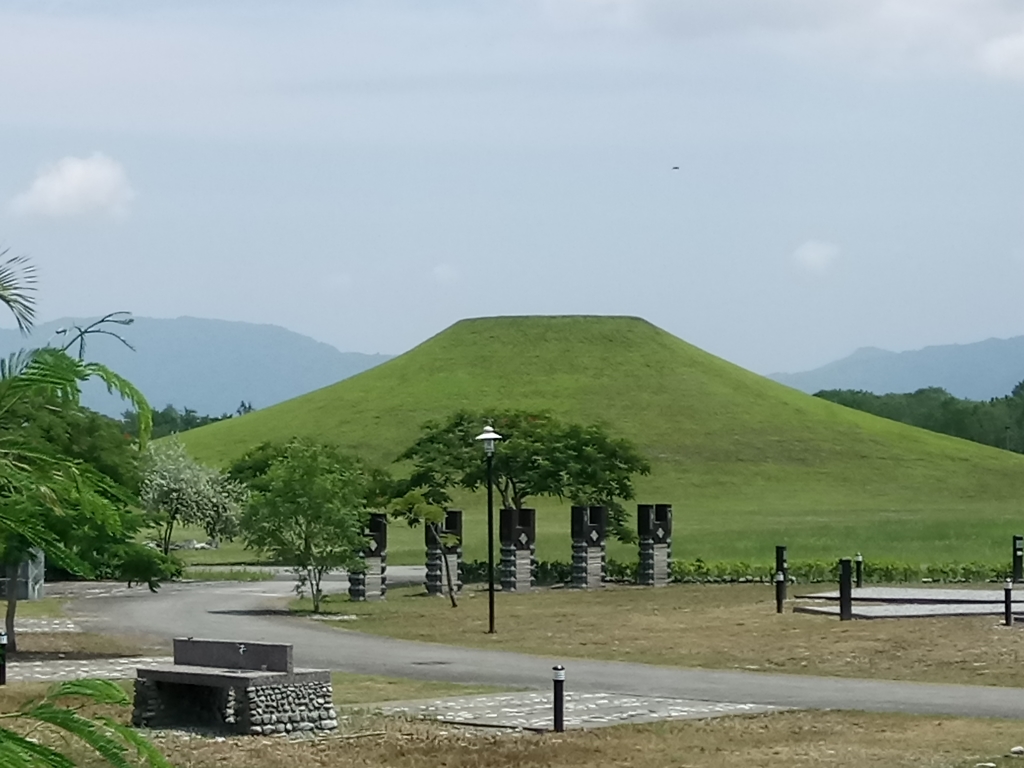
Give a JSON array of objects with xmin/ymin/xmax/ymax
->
[{"xmin": 181, "ymin": 316, "xmax": 1024, "ymax": 564}]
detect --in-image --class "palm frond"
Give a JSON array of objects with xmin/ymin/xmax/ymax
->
[
  {"xmin": 96, "ymin": 718, "xmax": 173, "ymax": 768},
  {"xmin": 0, "ymin": 728, "xmax": 76, "ymax": 768},
  {"xmin": 0, "ymin": 252, "xmax": 37, "ymax": 334},
  {"xmin": 22, "ymin": 705, "xmax": 135, "ymax": 768},
  {"xmin": 0, "ymin": 348, "xmax": 152, "ymax": 446},
  {"xmin": 45, "ymin": 680, "xmax": 130, "ymax": 708},
  {"xmin": 80, "ymin": 361, "xmax": 152, "ymax": 446},
  {"xmin": 0, "ymin": 349, "xmax": 39, "ymax": 381}
]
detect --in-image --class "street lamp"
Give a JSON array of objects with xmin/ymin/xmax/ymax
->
[{"xmin": 474, "ymin": 425, "xmax": 503, "ymax": 634}]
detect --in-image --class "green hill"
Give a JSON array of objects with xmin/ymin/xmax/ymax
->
[{"xmin": 181, "ymin": 316, "xmax": 1024, "ymax": 565}]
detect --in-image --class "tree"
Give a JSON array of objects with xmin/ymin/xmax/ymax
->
[
  {"xmin": 0, "ymin": 251, "xmax": 171, "ymax": 766},
  {"xmin": 239, "ymin": 439, "xmax": 368, "ymax": 612},
  {"xmin": 0, "ymin": 341, "xmax": 160, "ymax": 652},
  {"xmin": 140, "ymin": 439, "xmax": 246, "ymax": 554},
  {"xmin": 121, "ymin": 404, "xmax": 231, "ymax": 440},
  {"xmin": 400, "ymin": 409, "xmax": 651, "ymax": 540}
]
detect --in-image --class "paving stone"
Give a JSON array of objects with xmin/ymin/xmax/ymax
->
[
  {"xmin": 15, "ymin": 618, "xmax": 81, "ymax": 634},
  {"xmin": 794, "ymin": 602, "xmax": 1019, "ymax": 619},
  {"xmin": 803, "ymin": 587, "xmax": 1020, "ymax": 604},
  {"xmin": 379, "ymin": 691, "xmax": 780, "ymax": 730},
  {"xmin": 8, "ymin": 657, "xmax": 172, "ymax": 683}
]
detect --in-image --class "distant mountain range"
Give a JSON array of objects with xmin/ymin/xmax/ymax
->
[
  {"xmin": 771, "ymin": 336, "xmax": 1024, "ymax": 400},
  {"xmin": 0, "ymin": 316, "xmax": 391, "ymax": 417}
]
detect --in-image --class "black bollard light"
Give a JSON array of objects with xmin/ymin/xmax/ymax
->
[
  {"xmin": 552, "ymin": 665, "xmax": 565, "ymax": 732},
  {"xmin": 839, "ymin": 558, "xmax": 853, "ymax": 621},
  {"xmin": 1006, "ymin": 579, "xmax": 1014, "ymax": 627},
  {"xmin": 0, "ymin": 629, "xmax": 6, "ymax": 686},
  {"xmin": 855, "ymin": 552, "xmax": 864, "ymax": 589},
  {"xmin": 774, "ymin": 571, "xmax": 785, "ymax": 614},
  {"xmin": 1014, "ymin": 536, "xmax": 1023, "ymax": 584},
  {"xmin": 770, "ymin": 544, "xmax": 786, "ymax": 598}
]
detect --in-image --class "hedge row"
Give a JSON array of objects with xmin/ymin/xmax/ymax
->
[{"xmin": 460, "ymin": 558, "xmax": 1014, "ymax": 585}]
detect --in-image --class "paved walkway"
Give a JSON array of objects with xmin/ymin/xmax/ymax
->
[
  {"xmin": 74, "ymin": 581, "xmax": 1024, "ymax": 720},
  {"xmin": 803, "ymin": 587, "xmax": 1021, "ymax": 604},
  {"xmin": 797, "ymin": 586, "xmax": 1024, "ymax": 618},
  {"xmin": 8, "ymin": 657, "xmax": 171, "ymax": 683},
  {"xmin": 16, "ymin": 618, "xmax": 80, "ymax": 634},
  {"xmin": 380, "ymin": 691, "xmax": 779, "ymax": 730}
]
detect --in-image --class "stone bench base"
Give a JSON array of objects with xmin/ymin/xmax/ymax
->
[{"xmin": 132, "ymin": 666, "xmax": 337, "ymax": 735}]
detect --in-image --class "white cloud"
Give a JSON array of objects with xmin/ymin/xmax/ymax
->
[
  {"xmin": 10, "ymin": 153, "xmax": 135, "ymax": 218},
  {"xmin": 548, "ymin": 0, "xmax": 1024, "ymax": 81},
  {"xmin": 432, "ymin": 263, "xmax": 459, "ymax": 284},
  {"xmin": 980, "ymin": 31, "xmax": 1024, "ymax": 79},
  {"xmin": 792, "ymin": 240, "xmax": 840, "ymax": 272}
]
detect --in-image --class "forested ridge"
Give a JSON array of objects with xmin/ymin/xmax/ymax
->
[{"xmin": 816, "ymin": 383, "xmax": 1024, "ymax": 453}]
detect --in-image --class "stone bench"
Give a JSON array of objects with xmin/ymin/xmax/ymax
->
[{"xmin": 132, "ymin": 638, "xmax": 336, "ymax": 735}]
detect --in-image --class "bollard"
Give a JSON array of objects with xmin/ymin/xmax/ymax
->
[
  {"xmin": 839, "ymin": 558, "xmax": 853, "ymax": 621},
  {"xmin": 1006, "ymin": 579, "xmax": 1014, "ymax": 627},
  {"xmin": 774, "ymin": 571, "xmax": 785, "ymax": 614},
  {"xmin": 770, "ymin": 544, "xmax": 786, "ymax": 598},
  {"xmin": 0, "ymin": 630, "xmax": 6, "ymax": 686},
  {"xmin": 1014, "ymin": 536, "xmax": 1023, "ymax": 584},
  {"xmin": 552, "ymin": 665, "xmax": 565, "ymax": 733},
  {"xmin": 855, "ymin": 552, "xmax": 864, "ymax": 589}
]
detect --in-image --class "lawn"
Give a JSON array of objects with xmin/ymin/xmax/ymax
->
[
  {"xmin": 178, "ymin": 316, "xmax": 1024, "ymax": 566},
  {"xmin": 299, "ymin": 583, "xmax": 1024, "ymax": 688},
  {"xmin": 13, "ymin": 597, "xmax": 68, "ymax": 619}
]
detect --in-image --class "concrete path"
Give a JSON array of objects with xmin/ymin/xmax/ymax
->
[{"xmin": 71, "ymin": 580, "xmax": 1024, "ymax": 720}]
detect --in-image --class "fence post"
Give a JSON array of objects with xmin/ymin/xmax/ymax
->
[
  {"xmin": 855, "ymin": 552, "xmax": 863, "ymax": 589},
  {"xmin": 774, "ymin": 571, "xmax": 785, "ymax": 614},
  {"xmin": 1006, "ymin": 579, "xmax": 1014, "ymax": 627}
]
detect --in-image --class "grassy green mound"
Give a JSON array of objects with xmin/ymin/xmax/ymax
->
[{"xmin": 181, "ymin": 315, "xmax": 1024, "ymax": 565}]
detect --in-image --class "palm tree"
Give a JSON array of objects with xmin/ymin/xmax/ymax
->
[
  {"xmin": 0, "ymin": 252, "xmax": 169, "ymax": 767},
  {"xmin": 0, "ymin": 256, "xmax": 152, "ymax": 651}
]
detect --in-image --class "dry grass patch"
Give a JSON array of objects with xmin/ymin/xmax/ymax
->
[
  {"xmin": 124, "ymin": 711, "xmax": 1024, "ymax": 768},
  {"xmin": 304, "ymin": 583, "xmax": 1024, "ymax": 687},
  {"xmin": 330, "ymin": 671, "xmax": 508, "ymax": 705},
  {"xmin": 9, "ymin": 631, "xmax": 161, "ymax": 661},
  {"xmin": 3, "ymin": 681, "xmax": 1022, "ymax": 767}
]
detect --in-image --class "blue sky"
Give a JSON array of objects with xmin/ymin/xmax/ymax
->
[{"xmin": 1, "ymin": 1, "xmax": 1023, "ymax": 374}]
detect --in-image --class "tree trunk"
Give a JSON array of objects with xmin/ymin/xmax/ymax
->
[
  {"xmin": 161, "ymin": 519, "xmax": 175, "ymax": 556},
  {"xmin": 5, "ymin": 562, "xmax": 18, "ymax": 653},
  {"xmin": 309, "ymin": 567, "xmax": 322, "ymax": 613},
  {"xmin": 432, "ymin": 527, "xmax": 458, "ymax": 608}
]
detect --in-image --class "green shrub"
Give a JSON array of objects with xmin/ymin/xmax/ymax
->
[{"xmin": 460, "ymin": 556, "xmax": 1012, "ymax": 586}]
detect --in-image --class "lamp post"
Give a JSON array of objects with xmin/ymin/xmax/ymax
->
[{"xmin": 475, "ymin": 425, "xmax": 503, "ymax": 634}]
